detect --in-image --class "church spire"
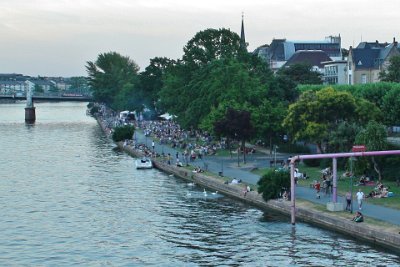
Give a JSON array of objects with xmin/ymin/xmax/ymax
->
[{"xmin": 240, "ymin": 12, "xmax": 247, "ymax": 51}]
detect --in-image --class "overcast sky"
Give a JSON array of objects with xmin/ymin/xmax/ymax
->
[{"xmin": 1, "ymin": 0, "xmax": 399, "ymax": 77}]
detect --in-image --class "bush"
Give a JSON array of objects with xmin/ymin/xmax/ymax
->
[
  {"xmin": 112, "ymin": 125, "xmax": 135, "ymax": 142},
  {"xmin": 257, "ymin": 169, "xmax": 290, "ymax": 201}
]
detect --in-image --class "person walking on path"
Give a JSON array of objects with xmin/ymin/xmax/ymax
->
[
  {"xmin": 152, "ymin": 141, "xmax": 155, "ymax": 152},
  {"xmin": 314, "ymin": 180, "xmax": 321, "ymax": 199},
  {"xmin": 345, "ymin": 191, "xmax": 352, "ymax": 211},
  {"xmin": 356, "ymin": 189, "xmax": 365, "ymax": 210}
]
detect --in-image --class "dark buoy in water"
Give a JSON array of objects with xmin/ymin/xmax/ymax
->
[{"xmin": 25, "ymin": 86, "xmax": 36, "ymax": 123}]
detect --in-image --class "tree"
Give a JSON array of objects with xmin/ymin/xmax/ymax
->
[
  {"xmin": 257, "ymin": 169, "xmax": 290, "ymax": 202},
  {"xmin": 139, "ymin": 57, "xmax": 176, "ymax": 112},
  {"xmin": 214, "ymin": 108, "xmax": 254, "ymax": 164},
  {"xmin": 33, "ymin": 84, "xmax": 44, "ymax": 93},
  {"xmin": 276, "ymin": 63, "xmax": 323, "ymax": 85},
  {"xmin": 86, "ymin": 52, "xmax": 140, "ymax": 108},
  {"xmin": 182, "ymin": 28, "xmax": 242, "ymax": 68},
  {"xmin": 328, "ymin": 122, "xmax": 361, "ymax": 152},
  {"xmin": 69, "ymin": 76, "xmax": 88, "ymax": 94},
  {"xmin": 250, "ymin": 100, "xmax": 287, "ymax": 149},
  {"xmin": 354, "ymin": 98, "xmax": 383, "ymax": 124},
  {"xmin": 355, "ymin": 121, "xmax": 388, "ymax": 182},
  {"xmin": 382, "ymin": 87, "xmax": 400, "ymax": 125},
  {"xmin": 159, "ymin": 57, "xmax": 267, "ymax": 129},
  {"xmin": 283, "ymin": 87, "xmax": 357, "ymax": 153},
  {"xmin": 379, "ymin": 55, "xmax": 400, "ymax": 82}
]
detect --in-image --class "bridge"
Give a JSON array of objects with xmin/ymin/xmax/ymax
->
[{"xmin": 0, "ymin": 93, "xmax": 92, "ymax": 102}]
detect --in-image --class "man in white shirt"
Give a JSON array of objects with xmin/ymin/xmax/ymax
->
[{"xmin": 356, "ymin": 189, "xmax": 365, "ymax": 210}]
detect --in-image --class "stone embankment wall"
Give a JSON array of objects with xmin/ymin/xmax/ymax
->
[{"xmin": 97, "ymin": 117, "xmax": 400, "ymax": 254}]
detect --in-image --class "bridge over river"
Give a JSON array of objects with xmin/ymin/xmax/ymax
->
[{"xmin": 0, "ymin": 93, "xmax": 92, "ymax": 102}]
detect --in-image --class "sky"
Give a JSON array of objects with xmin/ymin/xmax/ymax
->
[{"xmin": 1, "ymin": 0, "xmax": 399, "ymax": 77}]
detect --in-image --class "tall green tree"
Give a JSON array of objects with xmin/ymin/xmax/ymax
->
[
  {"xmin": 86, "ymin": 52, "xmax": 139, "ymax": 108},
  {"xmin": 34, "ymin": 84, "xmax": 44, "ymax": 93},
  {"xmin": 276, "ymin": 63, "xmax": 323, "ymax": 85},
  {"xmin": 250, "ymin": 100, "xmax": 287, "ymax": 148},
  {"xmin": 379, "ymin": 55, "xmax": 400, "ymax": 82},
  {"xmin": 328, "ymin": 122, "xmax": 362, "ymax": 152},
  {"xmin": 382, "ymin": 87, "xmax": 400, "ymax": 125},
  {"xmin": 214, "ymin": 108, "xmax": 255, "ymax": 163},
  {"xmin": 355, "ymin": 121, "xmax": 388, "ymax": 182},
  {"xmin": 182, "ymin": 28, "xmax": 242, "ymax": 68},
  {"xmin": 139, "ymin": 57, "xmax": 176, "ymax": 112},
  {"xmin": 283, "ymin": 87, "xmax": 357, "ymax": 153},
  {"xmin": 160, "ymin": 58, "xmax": 267, "ymax": 129}
]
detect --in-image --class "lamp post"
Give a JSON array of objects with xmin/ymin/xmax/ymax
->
[
  {"xmin": 235, "ymin": 133, "xmax": 239, "ymax": 167},
  {"xmin": 274, "ymin": 145, "xmax": 279, "ymax": 167}
]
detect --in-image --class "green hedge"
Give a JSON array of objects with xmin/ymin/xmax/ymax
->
[{"xmin": 112, "ymin": 125, "xmax": 135, "ymax": 142}]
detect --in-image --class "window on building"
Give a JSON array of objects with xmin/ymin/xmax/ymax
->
[{"xmin": 361, "ymin": 74, "xmax": 367, "ymax": 84}]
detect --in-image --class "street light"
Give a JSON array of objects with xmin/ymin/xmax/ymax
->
[{"xmin": 274, "ymin": 145, "xmax": 279, "ymax": 167}]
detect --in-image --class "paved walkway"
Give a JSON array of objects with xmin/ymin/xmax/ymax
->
[{"xmin": 134, "ymin": 129, "xmax": 400, "ymax": 227}]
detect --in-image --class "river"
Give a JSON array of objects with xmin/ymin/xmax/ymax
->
[{"xmin": 0, "ymin": 102, "xmax": 398, "ymax": 266}]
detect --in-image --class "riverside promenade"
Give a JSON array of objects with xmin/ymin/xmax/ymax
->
[
  {"xmin": 96, "ymin": 116, "xmax": 400, "ymax": 253},
  {"xmin": 134, "ymin": 129, "xmax": 400, "ymax": 226}
]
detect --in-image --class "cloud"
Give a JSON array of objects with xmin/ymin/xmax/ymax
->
[{"xmin": 0, "ymin": 0, "xmax": 399, "ymax": 76}]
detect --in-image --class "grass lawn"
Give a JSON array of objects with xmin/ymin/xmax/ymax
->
[
  {"xmin": 297, "ymin": 164, "xmax": 400, "ymax": 210},
  {"xmin": 253, "ymin": 164, "xmax": 400, "ymax": 210}
]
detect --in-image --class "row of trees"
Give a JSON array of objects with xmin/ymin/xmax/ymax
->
[{"xmin": 86, "ymin": 28, "xmax": 400, "ymax": 180}]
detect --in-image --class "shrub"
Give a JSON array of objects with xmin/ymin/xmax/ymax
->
[
  {"xmin": 112, "ymin": 125, "xmax": 135, "ymax": 142},
  {"xmin": 257, "ymin": 169, "xmax": 290, "ymax": 202}
]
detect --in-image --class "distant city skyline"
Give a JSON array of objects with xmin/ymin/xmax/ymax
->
[{"xmin": 1, "ymin": 0, "xmax": 399, "ymax": 77}]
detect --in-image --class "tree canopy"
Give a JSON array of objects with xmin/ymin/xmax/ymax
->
[
  {"xmin": 379, "ymin": 55, "xmax": 400, "ymax": 82},
  {"xmin": 355, "ymin": 121, "xmax": 388, "ymax": 181},
  {"xmin": 86, "ymin": 52, "xmax": 140, "ymax": 110},
  {"xmin": 282, "ymin": 87, "xmax": 378, "ymax": 152}
]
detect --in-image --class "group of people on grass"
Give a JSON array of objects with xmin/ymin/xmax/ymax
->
[{"xmin": 366, "ymin": 182, "xmax": 391, "ymax": 198}]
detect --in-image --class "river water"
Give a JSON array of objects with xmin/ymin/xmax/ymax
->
[{"xmin": 0, "ymin": 102, "xmax": 399, "ymax": 266}]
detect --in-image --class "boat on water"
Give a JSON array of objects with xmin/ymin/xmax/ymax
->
[{"xmin": 135, "ymin": 157, "xmax": 153, "ymax": 169}]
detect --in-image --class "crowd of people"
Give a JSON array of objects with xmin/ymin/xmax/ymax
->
[
  {"xmin": 135, "ymin": 120, "xmax": 227, "ymax": 159},
  {"xmin": 366, "ymin": 182, "xmax": 392, "ymax": 198}
]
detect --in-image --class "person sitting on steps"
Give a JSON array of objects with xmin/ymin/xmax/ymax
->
[{"xmin": 352, "ymin": 211, "xmax": 364, "ymax": 223}]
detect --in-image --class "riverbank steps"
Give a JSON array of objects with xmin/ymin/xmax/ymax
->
[{"xmin": 96, "ymin": 116, "xmax": 400, "ymax": 254}]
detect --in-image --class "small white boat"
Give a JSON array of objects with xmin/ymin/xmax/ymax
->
[{"xmin": 135, "ymin": 157, "xmax": 153, "ymax": 169}]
